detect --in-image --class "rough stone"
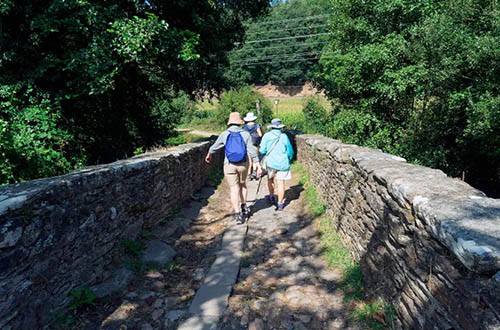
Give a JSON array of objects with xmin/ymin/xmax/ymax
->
[
  {"xmin": 166, "ymin": 309, "xmax": 186, "ymax": 321},
  {"xmin": 141, "ymin": 240, "xmax": 177, "ymax": 266},
  {"xmin": 91, "ymin": 267, "xmax": 134, "ymax": 298},
  {"xmin": 151, "ymin": 308, "xmax": 163, "ymax": 321},
  {"xmin": 248, "ymin": 318, "xmax": 264, "ymax": 330}
]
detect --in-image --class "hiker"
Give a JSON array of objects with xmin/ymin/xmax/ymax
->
[
  {"xmin": 259, "ymin": 118, "xmax": 294, "ymax": 211},
  {"xmin": 205, "ymin": 112, "xmax": 261, "ymax": 224},
  {"xmin": 242, "ymin": 112, "xmax": 263, "ymax": 181}
]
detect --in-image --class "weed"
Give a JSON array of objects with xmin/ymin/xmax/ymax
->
[
  {"xmin": 124, "ymin": 258, "xmax": 159, "ymax": 273},
  {"xmin": 207, "ymin": 168, "xmax": 224, "ymax": 184},
  {"xmin": 304, "ymin": 185, "xmax": 325, "ymax": 217},
  {"xmin": 167, "ymin": 206, "xmax": 181, "ymax": 219},
  {"xmin": 133, "ymin": 147, "xmax": 143, "ymax": 155},
  {"xmin": 164, "ymin": 261, "xmax": 178, "ymax": 271},
  {"xmin": 122, "ymin": 238, "xmax": 145, "ymax": 257},
  {"xmin": 141, "ymin": 231, "xmax": 153, "ymax": 239},
  {"xmin": 69, "ymin": 287, "xmax": 96, "ymax": 311}
]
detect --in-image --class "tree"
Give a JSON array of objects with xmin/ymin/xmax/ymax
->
[
  {"xmin": 0, "ymin": 0, "xmax": 269, "ymax": 183},
  {"xmin": 225, "ymin": 0, "xmax": 331, "ymax": 85},
  {"xmin": 316, "ymin": 0, "xmax": 500, "ymax": 196}
]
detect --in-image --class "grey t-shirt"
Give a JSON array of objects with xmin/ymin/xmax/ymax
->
[{"xmin": 208, "ymin": 126, "xmax": 258, "ymax": 164}]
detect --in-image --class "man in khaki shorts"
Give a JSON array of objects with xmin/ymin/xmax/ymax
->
[{"xmin": 205, "ymin": 112, "xmax": 261, "ymax": 224}]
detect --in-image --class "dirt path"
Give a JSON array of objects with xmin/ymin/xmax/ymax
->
[
  {"xmin": 71, "ymin": 171, "xmax": 359, "ymax": 330},
  {"xmin": 217, "ymin": 176, "xmax": 361, "ymax": 330}
]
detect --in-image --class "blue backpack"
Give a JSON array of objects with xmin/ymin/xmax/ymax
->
[{"xmin": 225, "ymin": 131, "xmax": 247, "ymax": 163}]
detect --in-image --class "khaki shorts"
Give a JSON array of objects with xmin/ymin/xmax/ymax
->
[
  {"xmin": 224, "ymin": 162, "xmax": 249, "ymax": 187},
  {"xmin": 267, "ymin": 167, "xmax": 292, "ymax": 180}
]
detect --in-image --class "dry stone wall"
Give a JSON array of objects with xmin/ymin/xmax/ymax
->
[
  {"xmin": 296, "ymin": 134, "xmax": 500, "ymax": 330},
  {"xmin": 0, "ymin": 142, "xmax": 223, "ymax": 329}
]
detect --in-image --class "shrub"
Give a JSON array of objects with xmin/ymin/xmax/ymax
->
[
  {"xmin": 215, "ymin": 86, "xmax": 273, "ymax": 127},
  {"xmin": 302, "ymin": 96, "xmax": 328, "ymax": 134}
]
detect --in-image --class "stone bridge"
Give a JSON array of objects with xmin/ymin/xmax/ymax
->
[{"xmin": 0, "ymin": 134, "xmax": 499, "ymax": 329}]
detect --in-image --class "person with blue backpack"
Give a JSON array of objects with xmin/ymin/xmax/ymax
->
[
  {"xmin": 205, "ymin": 112, "xmax": 261, "ymax": 224},
  {"xmin": 259, "ymin": 118, "xmax": 294, "ymax": 211}
]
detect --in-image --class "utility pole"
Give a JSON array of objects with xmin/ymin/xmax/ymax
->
[
  {"xmin": 255, "ymin": 99, "xmax": 260, "ymax": 117},
  {"xmin": 274, "ymin": 99, "xmax": 280, "ymax": 117}
]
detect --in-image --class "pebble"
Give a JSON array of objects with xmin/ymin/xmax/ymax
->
[
  {"xmin": 152, "ymin": 280, "xmax": 165, "ymax": 291},
  {"xmin": 297, "ymin": 314, "xmax": 311, "ymax": 323},
  {"xmin": 193, "ymin": 268, "xmax": 204, "ymax": 281},
  {"xmin": 140, "ymin": 323, "xmax": 153, "ymax": 330},
  {"xmin": 152, "ymin": 308, "xmax": 163, "ymax": 321},
  {"xmin": 164, "ymin": 296, "xmax": 178, "ymax": 308},
  {"xmin": 248, "ymin": 318, "xmax": 264, "ymax": 330},
  {"xmin": 152, "ymin": 298, "xmax": 163, "ymax": 308},
  {"xmin": 166, "ymin": 309, "xmax": 186, "ymax": 321},
  {"xmin": 146, "ymin": 270, "xmax": 164, "ymax": 280}
]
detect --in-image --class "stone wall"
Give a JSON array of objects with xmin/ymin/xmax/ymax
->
[
  {"xmin": 296, "ymin": 134, "xmax": 500, "ymax": 330},
  {"xmin": 0, "ymin": 142, "xmax": 223, "ymax": 329}
]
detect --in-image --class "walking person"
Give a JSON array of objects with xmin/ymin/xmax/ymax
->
[
  {"xmin": 259, "ymin": 118, "xmax": 294, "ymax": 211},
  {"xmin": 242, "ymin": 112, "xmax": 263, "ymax": 181},
  {"xmin": 205, "ymin": 112, "xmax": 261, "ymax": 224}
]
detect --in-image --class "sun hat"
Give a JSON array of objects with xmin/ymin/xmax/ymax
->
[
  {"xmin": 243, "ymin": 112, "xmax": 258, "ymax": 122},
  {"xmin": 267, "ymin": 118, "xmax": 285, "ymax": 129},
  {"xmin": 227, "ymin": 112, "xmax": 244, "ymax": 125}
]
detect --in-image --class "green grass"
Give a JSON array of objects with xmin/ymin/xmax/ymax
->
[
  {"xmin": 291, "ymin": 162, "xmax": 393, "ymax": 329},
  {"xmin": 122, "ymin": 238, "xmax": 145, "ymax": 257},
  {"xmin": 164, "ymin": 133, "xmax": 209, "ymax": 147}
]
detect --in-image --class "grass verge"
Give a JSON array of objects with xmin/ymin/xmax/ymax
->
[{"xmin": 291, "ymin": 162, "xmax": 394, "ymax": 329}]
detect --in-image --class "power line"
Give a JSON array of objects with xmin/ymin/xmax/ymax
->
[
  {"xmin": 232, "ymin": 51, "xmax": 333, "ymax": 63},
  {"xmin": 243, "ymin": 33, "xmax": 330, "ymax": 45},
  {"xmin": 233, "ymin": 41, "xmax": 329, "ymax": 52},
  {"xmin": 246, "ymin": 14, "xmax": 330, "ymax": 27},
  {"xmin": 246, "ymin": 24, "xmax": 329, "ymax": 36},
  {"xmin": 231, "ymin": 55, "xmax": 335, "ymax": 67}
]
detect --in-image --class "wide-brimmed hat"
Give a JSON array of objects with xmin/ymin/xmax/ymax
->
[
  {"xmin": 268, "ymin": 118, "xmax": 285, "ymax": 129},
  {"xmin": 227, "ymin": 112, "xmax": 244, "ymax": 125},
  {"xmin": 243, "ymin": 112, "xmax": 258, "ymax": 122}
]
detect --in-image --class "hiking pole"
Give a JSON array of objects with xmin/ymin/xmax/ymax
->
[{"xmin": 255, "ymin": 173, "xmax": 264, "ymax": 202}]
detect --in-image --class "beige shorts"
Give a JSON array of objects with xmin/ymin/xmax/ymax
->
[
  {"xmin": 267, "ymin": 167, "xmax": 292, "ymax": 180},
  {"xmin": 224, "ymin": 162, "xmax": 249, "ymax": 187}
]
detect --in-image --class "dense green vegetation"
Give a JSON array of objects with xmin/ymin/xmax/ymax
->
[
  {"xmin": 314, "ymin": 0, "xmax": 500, "ymax": 197},
  {"xmin": 225, "ymin": 0, "xmax": 331, "ymax": 85},
  {"xmin": 0, "ymin": 0, "xmax": 268, "ymax": 184}
]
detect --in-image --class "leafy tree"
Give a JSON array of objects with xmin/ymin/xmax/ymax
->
[
  {"xmin": 316, "ymin": 0, "xmax": 500, "ymax": 196},
  {"xmin": 225, "ymin": 0, "xmax": 331, "ymax": 85},
  {"xmin": 0, "ymin": 0, "xmax": 268, "ymax": 183},
  {"xmin": 215, "ymin": 86, "xmax": 273, "ymax": 127}
]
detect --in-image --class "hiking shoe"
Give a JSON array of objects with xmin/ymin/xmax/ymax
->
[
  {"xmin": 265, "ymin": 195, "xmax": 276, "ymax": 204},
  {"xmin": 233, "ymin": 213, "xmax": 245, "ymax": 225},
  {"xmin": 241, "ymin": 203, "xmax": 251, "ymax": 217},
  {"xmin": 277, "ymin": 202, "xmax": 285, "ymax": 211}
]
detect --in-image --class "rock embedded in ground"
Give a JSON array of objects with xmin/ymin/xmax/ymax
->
[
  {"xmin": 166, "ymin": 309, "xmax": 186, "ymax": 321},
  {"xmin": 141, "ymin": 240, "xmax": 176, "ymax": 266},
  {"xmin": 151, "ymin": 308, "xmax": 163, "ymax": 320},
  {"xmin": 91, "ymin": 267, "xmax": 134, "ymax": 298},
  {"xmin": 248, "ymin": 318, "xmax": 264, "ymax": 330}
]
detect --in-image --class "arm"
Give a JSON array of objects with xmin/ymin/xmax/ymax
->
[
  {"xmin": 259, "ymin": 134, "xmax": 268, "ymax": 156},
  {"xmin": 205, "ymin": 131, "xmax": 227, "ymax": 163},
  {"xmin": 284, "ymin": 134, "xmax": 294, "ymax": 160},
  {"xmin": 257, "ymin": 125, "xmax": 263, "ymax": 137}
]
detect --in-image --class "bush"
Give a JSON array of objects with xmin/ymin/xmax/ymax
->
[
  {"xmin": 302, "ymin": 96, "xmax": 328, "ymax": 134},
  {"xmin": 215, "ymin": 86, "xmax": 273, "ymax": 127},
  {"xmin": 0, "ymin": 85, "xmax": 84, "ymax": 184}
]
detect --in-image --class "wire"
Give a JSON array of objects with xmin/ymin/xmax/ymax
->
[
  {"xmin": 233, "ymin": 41, "xmax": 329, "ymax": 52},
  {"xmin": 246, "ymin": 14, "xmax": 330, "ymax": 27},
  {"xmin": 231, "ymin": 55, "xmax": 335, "ymax": 67},
  {"xmin": 243, "ymin": 33, "xmax": 330, "ymax": 45},
  {"xmin": 232, "ymin": 51, "xmax": 333, "ymax": 63},
  {"xmin": 246, "ymin": 24, "xmax": 329, "ymax": 36}
]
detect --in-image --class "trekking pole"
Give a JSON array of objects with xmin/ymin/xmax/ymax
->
[{"xmin": 255, "ymin": 173, "xmax": 264, "ymax": 202}]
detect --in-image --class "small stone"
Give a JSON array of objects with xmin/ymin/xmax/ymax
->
[
  {"xmin": 146, "ymin": 270, "xmax": 164, "ymax": 280},
  {"xmin": 274, "ymin": 227, "xmax": 288, "ymax": 235},
  {"xmin": 166, "ymin": 310, "xmax": 186, "ymax": 321},
  {"xmin": 252, "ymin": 299, "xmax": 267, "ymax": 313},
  {"xmin": 248, "ymin": 318, "xmax": 264, "ymax": 330},
  {"xmin": 152, "ymin": 308, "xmax": 163, "ymax": 321},
  {"xmin": 152, "ymin": 281, "xmax": 165, "ymax": 291},
  {"xmin": 297, "ymin": 314, "xmax": 311, "ymax": 323},
  {"xmin": 193, "ymin": 268, "xmax": 204, "ymax": 281},
  {"xmin": 145, "ymin": 296, "xmax": 154, "ymax": 305},
  {"xmin": 241, "ymin": 313, "xmax": 249, "ymax": 326},
  {"xmin": 126, "ymin": 292, "xmax": 138, "ymax": 299},
  {"xmin": 281, "ymin": 322, "xmax": 293, "ymax": 330},
  {"xmin": 153, "ymin": 298, "xmax": 163, "ymax": 308},
  {"xmin": 164, "ymin": 296, "xmax": 178, "ymax": 308},
  {"xmin": 187, "ymin": 289, "xmax": 195, "ymax": 296},
  {"xmin": 140, "ymin": 323, "xmax": 153, "ymax": 330},
  {"xmin": 293, "ymin": 321, "xmax": 308, "ymax": 330}
]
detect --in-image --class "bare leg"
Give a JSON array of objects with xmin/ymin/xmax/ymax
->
[
  {"xmin": 240, "ymin": 182, "xmax": 248, "ymax": 204},
  {"xmin": 229, "ymin": 185, "xmax": 241, "ymax": 214},
  {"xmin": 247, "ymin": 155, "xmax": 253, "ymax": 177},
  {"xmin": 276, "ymin": 179, "xmax": 285, "ymax": 203},
  {"xmin": 267, "ymin": 176, "xmax": 275, "ymax": 196}
]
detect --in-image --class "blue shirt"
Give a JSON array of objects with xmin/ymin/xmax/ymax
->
[{"xmin": 259, "ymin": 129, "xmax": 294, "ymax": 171}]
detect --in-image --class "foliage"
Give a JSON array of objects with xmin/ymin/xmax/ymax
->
[
  {"xmin": 316, "ymin": 0, "xmax": 500, "ymax": 196},
  {"xmin": 302, "ymin": 96, "xmax": 329, "ymax": 135},
  {"xmin": 225, "ymin": 0, "xmax": 331, "ymax": 85},
  {"xmin": 215, "ymin": 86, "xmax": 273, "ymax": 127},
  {"xmin": 164, "ymin": 133, "xmax": 208, "ymax": 147},
  {"xmin": 69, "ymin": 287, "xmax": 96, "ymax": 311},
  {"xmin": 0, "ymin": 0, "xmax": 269, "ymax": 184},
  {"xmin": 122, "ymin": 238, "xmax": 145, "ymax": 257}
]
